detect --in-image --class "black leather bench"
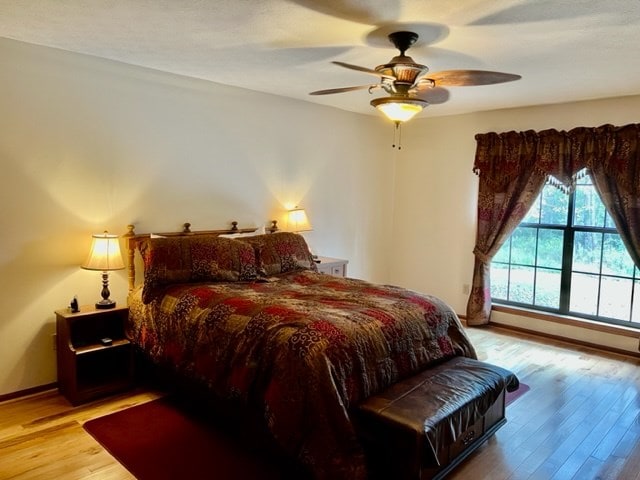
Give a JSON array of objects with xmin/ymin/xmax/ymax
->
[{"xmin": 352, "ymin": 356, "xmax": 519, "ymax": 480}]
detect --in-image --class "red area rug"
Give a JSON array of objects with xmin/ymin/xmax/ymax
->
[
  {"xmin": 83, "ymin": 396, "xmax": 307, "ymax": 480},
  {"xmin": 506, "ymin": 382, "xmax": 530, "ymax": 405},
  {"xmin": 85, "ymin": 384, "xmax": 530, "ymax": 479}
]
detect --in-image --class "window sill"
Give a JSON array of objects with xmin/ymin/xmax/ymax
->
[{"xmin": 492, "ymin": 304, "xmax": 640, "ymax": 339}]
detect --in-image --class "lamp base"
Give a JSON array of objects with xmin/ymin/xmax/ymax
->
[{"xmin": 95, "ymin": 299, "xmax": 117, "ymax": 309}]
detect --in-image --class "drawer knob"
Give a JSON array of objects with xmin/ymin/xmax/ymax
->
[{"xmin": 462, "ymin": 429, "xmax": 476, "ymax": 445}]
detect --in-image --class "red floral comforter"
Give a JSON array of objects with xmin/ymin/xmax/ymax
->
[{"xmin": 127, "ymin": 270, "xmax": 477, "ymax": 479}]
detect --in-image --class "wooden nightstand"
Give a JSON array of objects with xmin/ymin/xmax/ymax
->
[
  {"xmin": 315, "ymin": 256, "xmax": 349, "ymax": 277},
  {"xmin": 55, "ymin": 305, "xmax": 133, "ymax": 405}
]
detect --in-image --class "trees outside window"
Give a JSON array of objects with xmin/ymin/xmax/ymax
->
[{"xmin": 491, "ymin": 170, "xmax": 640, "ymax": 327}]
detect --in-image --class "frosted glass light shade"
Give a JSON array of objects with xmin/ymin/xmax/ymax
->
[
  {"xmin": 81, "ymin": 231, "xmax": 125, "ymax": 309},
  {"xmin": 370, "ymin": 97, "xmax": 428, "ymax": 122}
]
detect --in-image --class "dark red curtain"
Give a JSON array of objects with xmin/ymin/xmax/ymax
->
[{"xmin": 466, "ymin": 124, "xmax": 640, "ymax": 326}]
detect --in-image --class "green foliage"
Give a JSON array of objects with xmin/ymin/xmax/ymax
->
[{"xmin": 491, "ymin": 174, "xmax": 639, "ymax": 324}]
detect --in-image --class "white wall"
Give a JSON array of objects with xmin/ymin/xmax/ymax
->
[
  {"xmin": 391, "ymin": 94, "xmax": 640, "ymax": 353},
  {"xmin": 0, "ymin": 38, "xmax": 397, "ymax": 396},
  {"xmin": 4, "ymin": 35, "xmax": 638, "ymax": 397}
]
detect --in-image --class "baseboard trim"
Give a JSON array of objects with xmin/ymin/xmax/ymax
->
[
  {"xmin": 487, "ymin": 320, "xmax": 640, "ymax": 360},
  {"xmin": 492, "ymin": 305, "xmax": 640, "ymax": 338},
  {"xmin": 0, "ymin": 382, "xmax": 57, "ymax": 404}
]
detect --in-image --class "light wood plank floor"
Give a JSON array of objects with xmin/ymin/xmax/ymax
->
[
  {"xmin": 1, "ymin": 326, "xmax": 639, "ymax": 480},
  {"xmin": 452, "ymin": 326, "xmax": 640, "ymax": 480}
]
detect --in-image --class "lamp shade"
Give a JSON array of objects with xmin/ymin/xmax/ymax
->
[
  {"xmin": 81, "ymin": 232, "xmax": 125, "ymax": 271},
  {"xmin": 287, "ymin": 208, "xmax": 312, "ymax": 233},
  {"xmin": 370, "ymin": 97, "xmax": 428, "ymax": 123}
]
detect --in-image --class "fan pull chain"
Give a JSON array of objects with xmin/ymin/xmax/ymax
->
[{"xmin": 392, "ymin": 122, "xmax": 402, "ymax": 150}]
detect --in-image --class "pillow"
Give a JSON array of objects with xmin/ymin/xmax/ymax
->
[
  {"xmin": 242, "ymin": 232, "xmax": 317, "ymax": 276},
  {"xmin": 140, "ymin": 235, "xmax": 258, "ymax": 303},
  {"xmin": 218, "ymin": 225, "xmax": 266, "ymax": 239}
]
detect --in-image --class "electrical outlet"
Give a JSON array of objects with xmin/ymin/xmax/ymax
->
[
  {"xmin": 462, "ymin": 284, "xmax": 470, "ymax": 295},
  {"xmin": 52, "ymin": 333, "xmax": 57, "ymax": 351}
]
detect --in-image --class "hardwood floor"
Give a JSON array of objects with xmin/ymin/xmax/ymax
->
[
  {"xmin": 452, "ymin": 326, "xmax": 640, "ymax": 480},
  {"xmin": 0, "ymin": 389, "xmax": 162, "ymax": 479},
  {"xmin": 1, "ymin": 326, "xmax": 639, "ymax": 480}
]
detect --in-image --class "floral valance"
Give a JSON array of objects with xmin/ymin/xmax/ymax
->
[{"xmin": 473, "ymin": 123, "xmax": 640, "ymax": 193}]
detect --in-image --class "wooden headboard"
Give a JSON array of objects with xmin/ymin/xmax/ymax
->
[{"xmin": 123, "ymin": 221, "xmax": 277, "ymax": 292}]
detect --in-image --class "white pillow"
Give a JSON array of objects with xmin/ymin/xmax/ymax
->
[{"xmin": 219, "ymin": 225, "xmax": 265, "ymax": 238}]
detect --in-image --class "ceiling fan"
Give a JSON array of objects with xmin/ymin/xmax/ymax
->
[{"xmin": 310, "ymin": 31, "xmax": 521, "ymax": 123}]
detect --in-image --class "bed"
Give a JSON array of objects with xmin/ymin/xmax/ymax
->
[{"xmin": 123, "ymin": 223, "xmax": 489, "ymax": 479}]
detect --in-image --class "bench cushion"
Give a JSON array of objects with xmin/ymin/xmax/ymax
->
[{"xmin": 354, "ymin": 356, "xmax": 519, "ymax": 479}]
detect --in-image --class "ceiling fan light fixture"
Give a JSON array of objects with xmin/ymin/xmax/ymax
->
[{"xmin": 370, "ymin": 97, "xmax": 428, "ymax": 123}]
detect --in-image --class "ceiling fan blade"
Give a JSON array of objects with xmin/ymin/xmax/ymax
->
[
  {"xmin": 332, "ymin": 61, "xmax": 396, "ymax": 80},
  {"xmin": 427, "ymin": 70, "xmax": 521, "ymax": 87},
  {"xmin": 309, "ymin": 84, "xmax": 376, "ymax": 96},
  {"xmin": 416, "ymin": 87, "xmax": 450, "ymax": 105}
]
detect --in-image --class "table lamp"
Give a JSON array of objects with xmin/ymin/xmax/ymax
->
[{"xmin": 81, "ymin": 231, "xmax": 125, "ymax": 309}]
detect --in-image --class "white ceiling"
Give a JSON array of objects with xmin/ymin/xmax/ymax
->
[{"xmin": 2, "ymin": 0, "xmax": 640, "ymax": 118}]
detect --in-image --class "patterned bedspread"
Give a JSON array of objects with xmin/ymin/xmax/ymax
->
[{"xmin": 127, "ymin": 270, "xmax": 477, "ymax": 480}]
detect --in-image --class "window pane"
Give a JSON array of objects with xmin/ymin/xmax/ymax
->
[
  {"xmin": 570, "ymin": 272, "xmax": 599, "ymax": 315},
  {"xmin": 540, "ymin": 186, "xmax": 569, "ymax": 225},
  {"xmin": 605, "ymin": 211, "xmax": 616, "ymax": 229},
  {"xmin": 534, "ymin": 268, "xmax": 561, "ymax": 308},
  {"xmin": 493, "ymin": 238, "xmax": 511, "ymax": 264},
  {"xmin": 509, "ymin": 265, "xmax": 534, "ymax": 304},
  {"xmin": 573, "ymin": 231, "xmax": 602, "ymax": 274},
  {"xmin": 602, "ymin": 233, "xmax": 635, "ymax": 277},
  {"xmin": 491, "ymin": 263, "xmax": 509, "ymax": 300},
  {"xmin": 511, "ymin": 227, "xmax": 537, "ymax": 266},
  {"xmin": 522, "ymin": 195, "xmax": 541, "ymax": 224},
  {"xmin": 488, "ymin": 166, "xmax": 638, "ymax": 328},
  {"xmin": 576, "ymin": 169, "xmax": 590, "ymax": 184},
  {"xmin": 599, "ymin": 276, "xmax": 632, "ymax": 320},
  {"xmin": 632, "ymin": 280, "xmax": 640, "ymax": 325},
  {"xmin": 574, "ymin": 184, "xmax": 606, "ymax": 227},
  {"xmin": 536, "ymin": 229, "xmax": 564, "ymax": 269}
]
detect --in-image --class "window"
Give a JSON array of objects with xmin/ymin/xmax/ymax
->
[{"xmin": 491, "ymin": 170, "xmax": 640, "ymax": 328}]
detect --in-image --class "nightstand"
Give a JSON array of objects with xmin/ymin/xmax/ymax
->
[
  {"xmin": 315, "ymin": 256, "xmax": 349, "ymax": 277},
  {"xmin": 55, "ymin": 305, "xmax": 133, "ymax": 405}
]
